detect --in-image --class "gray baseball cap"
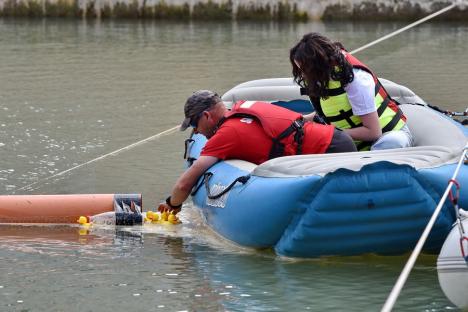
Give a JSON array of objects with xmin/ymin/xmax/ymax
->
[{"xmin": 180, "ymin": 90, "xmax": 221, "ymax": 131}]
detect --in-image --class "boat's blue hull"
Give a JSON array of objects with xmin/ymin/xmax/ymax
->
[
  {"xmin": 190, "ymin": 156, "xmax": 466, "ymax": 257},
  {"xmin": 186, "ymin": 101, "xmax": 467, "ymax": 257}
]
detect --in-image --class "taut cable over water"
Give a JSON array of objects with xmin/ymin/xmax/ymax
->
[
  {"xmin": 12, "ymin": 1, "xmax": 460, "ymax": 199},
  {"xmin": 349, "ymin": 2, "xmax": 458, "ymax": 55},
  {"xmin": 14, "ymin": 126, "xmax": 180, "ymax": 193}
]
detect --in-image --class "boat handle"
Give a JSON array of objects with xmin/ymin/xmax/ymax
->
[
  {"xmin": 183, "ymin": 138, "xmax": 195, "ymax": 160},
  {"xmin": 191, "ymin": 172, "xmax": 250, "ymax": 199}
]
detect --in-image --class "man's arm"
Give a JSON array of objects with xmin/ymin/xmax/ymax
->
[{"xmin": 161, "ymin": 155, "xmax": 219, "ymax": 213}]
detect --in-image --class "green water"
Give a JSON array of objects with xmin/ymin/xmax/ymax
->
[{"xmin": 0, "ymin": 19, "xmax": 467, "ymax": 311}]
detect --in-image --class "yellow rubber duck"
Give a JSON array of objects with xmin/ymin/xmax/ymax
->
[
  {"xmin": 145, "ymin": 211, "xmax": 155, "ymax": 222},
  {"xmin": 160, "ymin": 211, "xmax": 169, "ymax": 222},
  {"xmin": 143, "ymin": 211, "xmax": 182, "ymax": 226},
  {"xmin": 77, "ymin": 216, "xmax": 90, "ymax": 226},
  {"xmin": 77, "ymin": 216, "xmax": 91, "ymax": 235},
  {"xmin": 151, "ymin": 212, "xmax": 160, "ymax": 223},
  {"xmin": 168, "ymin": 213, "xmax": 182, "ymax": 225}
]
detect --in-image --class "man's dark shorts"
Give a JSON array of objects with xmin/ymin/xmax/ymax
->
[{"xmin": 325, "ymin": 128, "xmax": 357, "ymax": 153}]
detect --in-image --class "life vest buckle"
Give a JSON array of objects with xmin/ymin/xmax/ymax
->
[
  {"xmin": 292, "ymin": 119, "xmax": 305, "ymax": 155},
  {"xmin": 292, "ymin": 119, "xmax": 304, "ymax": 130}
]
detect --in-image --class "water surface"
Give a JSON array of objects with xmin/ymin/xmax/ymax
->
[{"xmin": 0, "ymin": 19, "xmax": 467, "ymax": 311}]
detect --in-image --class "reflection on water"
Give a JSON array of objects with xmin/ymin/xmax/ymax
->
[
  {"xmin": 0, "ymin": 220, "xmax": 456, "ymax": 311},
  {"xmin": 1, "ymin": 18, "xmax": 467, "ymax": 311}
]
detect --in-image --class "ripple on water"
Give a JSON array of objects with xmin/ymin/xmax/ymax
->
[{"xmin": 0, "ymin": 20, "xmax": 465, "ymax": 311}]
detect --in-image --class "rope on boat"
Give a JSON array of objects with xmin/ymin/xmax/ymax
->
[
  {"xmin": 448, "ymin": 179, "xmax": 468, "ymax": 263},
  {"xmin": 381, "ymin": 145, "xmax": 468, "ymax": 312},
  {"xmin": 426, "ymin": 104, "xmax": 468, "ymax": 121},
  {"xmin": 14, "ymin": 125, "xmax": 180, "ymax": 193},
  {"xmin": 190, "ymin": 172, "xmax": 250, "ymax": 199},
  {"xmin": 13, "ymin": 2, "xmax": 461, "ymax": 193}
]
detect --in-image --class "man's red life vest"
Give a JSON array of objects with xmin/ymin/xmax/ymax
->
[{"xmin": 221, "ymin": 100, "xmax": 332, "ymax": 158}]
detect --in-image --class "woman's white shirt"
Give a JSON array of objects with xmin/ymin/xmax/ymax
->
[{"xmin": 344, "ymin": 68, "xmax": 376, "ymax": 116}]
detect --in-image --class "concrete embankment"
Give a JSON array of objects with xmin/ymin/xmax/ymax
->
[{"xmin": 0, "ymin": 0, "xmax": 467, "ymax": 20}]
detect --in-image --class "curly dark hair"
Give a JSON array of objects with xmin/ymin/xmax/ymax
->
[{"xmin": 290, "ymin": 32, "xmax": 354, "ymax": 99}]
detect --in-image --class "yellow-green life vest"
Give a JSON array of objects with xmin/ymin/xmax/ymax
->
[{"xmin": 318, "ymin": 53, "xmax": 406, "ymax": 151}]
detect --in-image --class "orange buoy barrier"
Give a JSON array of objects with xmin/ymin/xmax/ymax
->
[{"xmin": 0, "ymin": 194, "xmax": 142, "ymax": 224}]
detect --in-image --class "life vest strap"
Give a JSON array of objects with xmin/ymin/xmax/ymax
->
[
  {"xmin": 324, "ymin": 94, "xmax": 389, "ymax": 124},
  {"xmin": 301, "ymin": 87, "xmax": 346, "ymax": 98},
  {"xmin": 326, "ymin": 86, "xmax": 346, "ymax": 96},
  {"xmin": 269, "ymin": 118, "xmax": 305, "ymax": 159},
  {"xmin": 356, "ymin": 140, "xmax": 372, "ymax": 150},
  {"xmin": 323, "ymin": 108, "xmax": 355, "ymax": 123},
  {"xmin": 382, "ymin": 108, "xmax": 403, "ymax": 133},
  {"xmin": 341, "ymin": 109, "xmax": 358, "ymax": 128},
  {"xmin": 310, "ymin": 96, "xmax": 328, "ymax": 124},
  {"xmin": 374, "ymin": 81, "xmax": 382, "ymax": 94},
  {"xmin": 377, "ymin": 97, "xmax": 390, "ymax": 116}
]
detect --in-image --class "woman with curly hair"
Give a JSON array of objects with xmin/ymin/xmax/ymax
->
[{"xmin": 290, "ymin": 32, "xmax": 413, "ymax": 151}]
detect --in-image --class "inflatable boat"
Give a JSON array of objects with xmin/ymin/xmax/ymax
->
[{"xmin": 185, "ymin": 78, "xmax": 468, "ymax": 258}]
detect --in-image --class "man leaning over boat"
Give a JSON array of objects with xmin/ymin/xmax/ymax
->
[{"xmin": 158, "ymin": 90, "xmax": 356, "ymax": 214}]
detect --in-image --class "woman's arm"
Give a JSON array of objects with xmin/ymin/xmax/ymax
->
[
  {"xmin": 345, "ymin": 69, "xmax": 382, "ymax": 141},
  {"xmin": 344, "ymin": 111, "xmax": 382, "ymax": 141}
]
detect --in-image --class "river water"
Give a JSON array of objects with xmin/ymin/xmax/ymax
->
[{"xmin": 0, "ymin": 18, "xmax": 467, "ymax": 311}]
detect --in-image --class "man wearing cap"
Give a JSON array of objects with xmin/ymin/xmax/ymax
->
[{"xmin": 159, "ymin": 90, "xmax": 356, "ymax": 214}]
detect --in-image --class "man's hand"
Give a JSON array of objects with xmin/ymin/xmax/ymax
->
[
  {"xmin": 158, "ymin": 197, "xmax": 182, "ymax": 215},
  {"xmin": 157, "ymin": 202, "xmax": 181, "ymax": 215}
]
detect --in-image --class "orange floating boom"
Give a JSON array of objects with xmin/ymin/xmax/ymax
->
[{"xmin": 0, "ymin": 194, "xmax": 142, "ymax": 223}]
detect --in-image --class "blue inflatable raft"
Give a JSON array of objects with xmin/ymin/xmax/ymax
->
[{"xmin": 185, "ymin": 78, "xmax": 468, "ymax": 258}]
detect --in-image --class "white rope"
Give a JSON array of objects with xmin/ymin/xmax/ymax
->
[
  {"xmin": 15, "ymin": 125, "xmax": 180, "ymax": 193},
  {"xmin": 351, "ymin": 3, "xmax": 457, "ymax": 55},
  {"xmin": 381, "ymin": 145, "xmax": 468, "ymax": 312}
]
